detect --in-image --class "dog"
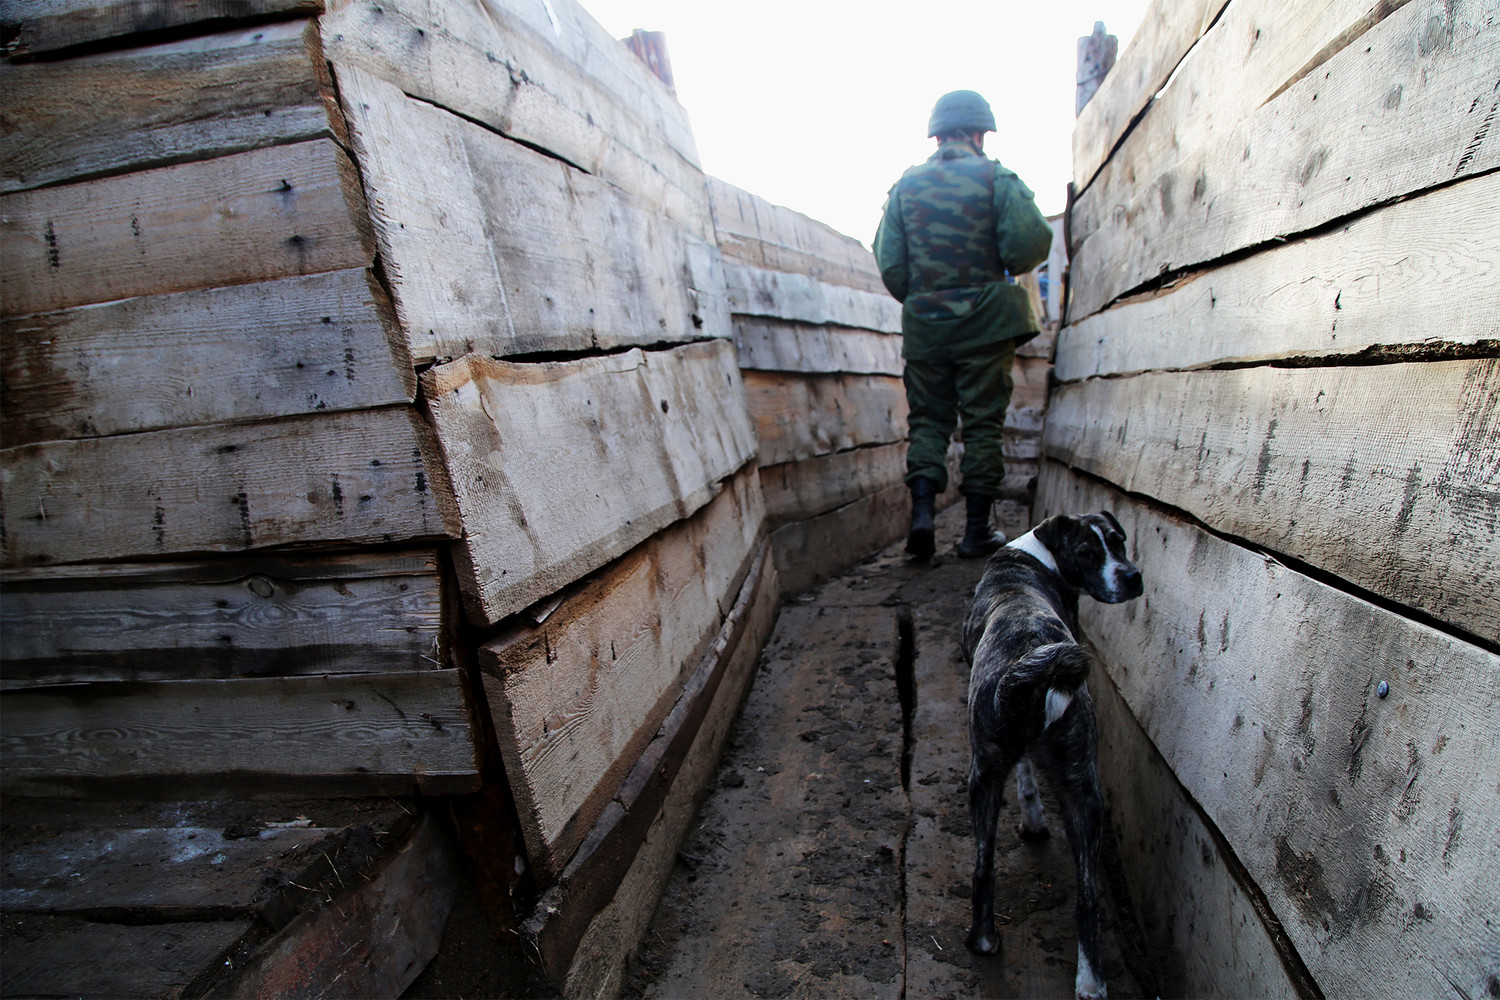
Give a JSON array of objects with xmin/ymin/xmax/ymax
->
[{"xmin": 961, "ymin": 511, "xmax": 1143, "ymax": 1000}]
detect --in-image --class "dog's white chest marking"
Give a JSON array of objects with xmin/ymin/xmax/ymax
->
[
  {"xmin": 1044, "ymin": 687, "xmax": 1073, "ymax": 728},
  {"xmin": 1007, "ymin": 530, "xmax": 1059, "ymax": 574}
]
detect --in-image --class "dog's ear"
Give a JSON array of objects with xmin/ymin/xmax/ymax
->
[
  {"xmin": 1033, "ymin": 515, "xmax": 1066, "ymax": 551},
  {"xmin": 1100, "ymin": 511, "xmax": 1124, "ymax": 536}
]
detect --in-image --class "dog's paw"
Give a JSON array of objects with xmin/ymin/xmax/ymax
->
[
  {"xmin": 1074, "ymin": 986, "xmax": 1107, "ymax": 1000},
  {"xmin": 1016, "ymin": 821, "xmax": 1051, "ymax": 842},
  {"xmin": 965, "ymin": 926, "xmax": 1000, "ymax": 955}
]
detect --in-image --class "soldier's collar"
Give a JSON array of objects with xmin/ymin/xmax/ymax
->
[{"xmin": 932, "ymin": 138, "xmax": 983, "ymax": 160}]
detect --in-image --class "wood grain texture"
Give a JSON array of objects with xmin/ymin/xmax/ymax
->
[
  {"xmin": 725, "ymin": 263, "xmax": 902, "ymax": 333},
  {"xmin": 480, "ymin": 468, "xmax": 763, "ymax": 877},
  {"xmin": 0, "ymin": 20, "xmax": 338, "ymax": 193},
  {"xmin": 319, "ymin": 0, "xmax": 708, "ymax": 232},
  {"xmin": 222, "ymin": 812, "xmax": 460, "ymax": 1000},
  {"xmin": 1089, "ymin": 660, "xmax": 1305, "ymax": 999},
  {"xmin": 1069, "ymin": 0, "xmax": 1500, "ymax": 319},
  {"xmin": 1036, "ymin": 461, "xmax": 1500, "ymax": 1000},
  {"xmin": 1043, "ymin": 359, "xmax": 1500, "ymax": 641},
  {"xmin": 742, "ymin": 370, "xmax": 907, "ymax": 467},
  {"xmin": 1057, "ymin": 172, "xmax": 1500, "ymax": 381},
  {"xmin": 707, "ymin": 176, "xmax": 885, "ymax": 294},
  {"xmin": 733, "ymin": 317, "xmax": 903, "ymax": 376},
  {"xmin": 759, "ymin": 443, "xmax": 905, "ymax": 528},
  {"xmin": 0, "ymin": 670, "xmax": 479, "ymax": 796},
  {"xmin": 0, "ymin": 550, "xmax": 444, "ymax": 688},
  {"xmin": 0, "ymin": 405, "xmax": 461, "ymax": 567},
  {"xmin": 423, "ymin": 341, "xmax": 758, "ymax": 625},
  {"xmin": 1072, "ymin": 0, "xmax": 1229, "ymax": 192},
  {"xmin": 0, "ymin": 138, "xmax": 372, "ymax": 316},
  {"xmin": 1, "ymin": 0, "xmax": 320, "ymax": 56},
  {"xmin": 2, "ymin": 267, "xmax": 413, "ymax": 446},
  {"xmin": 335, "ymin": 67, "xmax": 728, "ymax": 363}
]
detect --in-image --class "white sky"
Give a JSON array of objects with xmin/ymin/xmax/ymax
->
[{"xmin": 584, "ymin": 1, "xmax": 1151, "ymax": 245}]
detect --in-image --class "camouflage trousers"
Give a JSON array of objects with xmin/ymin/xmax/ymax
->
[{"xmin": 902, "ymin": 339, "xmax": 1015, "ymax": 497}]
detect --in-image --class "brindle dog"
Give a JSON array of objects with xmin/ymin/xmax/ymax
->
[{"xmin": 962, "ymin": 512, "xmax": 1143, "ymax": 1000}]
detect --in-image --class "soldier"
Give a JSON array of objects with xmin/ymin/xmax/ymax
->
[{"xmin": 874, "ymin": 90, "xmax": 1053, "ymax": 560}]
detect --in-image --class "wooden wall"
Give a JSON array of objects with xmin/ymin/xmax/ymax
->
[
  {"xmin": 1047, "ymin": 1, "xmax": 1499, "ymax": 997},
  {"xmin": 1, "ymin": 1, "xmax": 778, "ymax": 994}
]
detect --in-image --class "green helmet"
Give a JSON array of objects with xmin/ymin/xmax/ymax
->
[{"xmin": 927, "ymin": 90, "xmax": 995, "ymax": 137}]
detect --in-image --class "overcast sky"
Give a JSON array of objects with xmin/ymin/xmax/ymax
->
[{"xmin": 585, "ymin": 1, "xmax": 1150, "ymax": 244}]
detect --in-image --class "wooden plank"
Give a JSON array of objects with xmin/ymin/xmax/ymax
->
[
  {"xmin": 2, "ymin": 268, "xmax": 413, "ymax": 446},
  {"xmin": 1, "ymin": 20, "xmax": 339, "ymax": 193},
  {"xmin": 1036, "ymin": 461, "xmax": 1500, "ymax": 1000},
  {"xmin": 0, "ymin": 138, "xmax": 372, "ymax": 317},
  {"xmin": 221, "ymin": 812, "xmax": 460, "ymax": 1000},
  {"xmin": 1010, "ymin": 351, "xmax": 1050, "ymax": 414},
  {"xmin": 0, "ymin": 405, "xmax": 459, "ymax": 567},
  {"xmin": 525, "ymin": 541, "xmax": 778, "ymax": 991},
  {"xmin": 1058, "ymin": 172, "xmax": 1500, "ymax": 380},
  {"xmin": 1, "ymin": 825, "xmax": 331, "ymax": 916},
  {"xmin": 0, "ymin": 670, "xmax": 479, "ymax": 796},
  {"xmin": 0, "ymin": 915, "xmax": 254, "ymax": 999},
  {"xmin": 423, "ymin": 341, "xmax": 757, "ymax": 625},
  {"xmin": 318, "ymin": 0, "xmax": 708, "ymax": 232},
  {"xmin": 707, "ymin": 176, "xmax": 885, "ymax": 294},
  {"xmin": 1073, "ymin": 0, "xmax": 1416, "ymax": 251},
  {"xmin": 1091, "ymin": 662, "xmax": 1308, "ymax": 998},
  {"xmin": 760, "ymin": 443, "xmax": 905, "ymax": 527},
  {"xmin": 733, "ymin": 317, "xmax": 902, "ymax": 376},
  {"xmin": 1072, "ymin": 0, "xmax": 1228, "ymax": 192},
  {"xmin": 1043, "ymin": 359, "xmax": 1500, "ymax": 641},
  {"xmin": 1068, "ymin": 0, "xmax": 1500, "ymax": 320},
  {"xmin": 334, "ymin": 66, "xmax": 728, "ymax": 363},
  {"xmin": 742, "ymin": 370, "xmax": 907, "ymax": 467},
  {"xmin": 725, "ymin": 263, "xmax": 902, "ymax": 333},
  {"xmin": 0, "ymin": 550, "xmax": 444, "ymax": 688},
  {"xmin": 480, "ymin": 468, "xmax": 763, "ymax": 877},
  {"xmin": 2, "ymin": 0, "xmax": 320, "ymax": 57}
]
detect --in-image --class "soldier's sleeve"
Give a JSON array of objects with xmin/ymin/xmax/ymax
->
[
  {"xmin": 872, "ymin": 185, "xmax": 909, "ymax": 302},
  {"xmin": 992, "ymin": 167, "xmax": 1053, "ymax": 275}
]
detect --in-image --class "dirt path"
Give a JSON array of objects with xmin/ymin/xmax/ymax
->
[{"xmin": 622, "ymin": 502, "xmax": 1151, "ymax": 999}]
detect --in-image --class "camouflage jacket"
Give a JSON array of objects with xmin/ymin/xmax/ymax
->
[{"xmin": 873, "ymin": 139, "xmax": 1053, "ymax": 360}]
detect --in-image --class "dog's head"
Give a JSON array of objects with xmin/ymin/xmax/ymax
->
[{"xmin": 1032, "ymin": 511, "xmax": 1143, "ymax": 604}]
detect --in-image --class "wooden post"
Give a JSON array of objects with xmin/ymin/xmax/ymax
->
[
  {"xmin": 1076, "ymin": 21, "xmax": 1118, "ymax": 116},
  {"xmin": 622, "ymin": 29, "xmax": 676, "ymax": 94}
]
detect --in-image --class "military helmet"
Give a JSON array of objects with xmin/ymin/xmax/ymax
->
[{"xmin": 927, "ymin": 90, "xmax": 996, "ymax": 137}]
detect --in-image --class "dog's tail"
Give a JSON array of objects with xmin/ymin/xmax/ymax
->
[{"xmin": 1011, "ymin": 641, "xmax": 1093, "ymax": 689}]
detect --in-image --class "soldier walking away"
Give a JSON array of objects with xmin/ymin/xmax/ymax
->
[{"xmin": 874, "ymin": 90, "xmax": 1053, "ymax": 561}]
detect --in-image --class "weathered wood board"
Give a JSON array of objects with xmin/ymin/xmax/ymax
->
[
  {"xmin": 1, "ymin": 0, "xmax": 319, "ymax": 57},
  {"xmin": 1073, "ymin": 0, "xmax": 1396, "ymax": 209},
  {"xmin": 480, "ymin": 468, "xmax": 763, "ymax": 877},
  {"xmin": 0, "ymin": 670, "xmax": 479, "ymax": 796},
  {"xmin": 1058, "ymin": 171, "xmax": 1500, "ymax": 380},
  {"xmin": 1043, "ymin": 359, "xmax": 1500, "ymax": 641},
  {"xmin": 530, "ymin": 540, "xmax": 779, "ymax": 994},
  {"xmin": 1, "ymin": 139, "xmax": 372, "ymax": 317},
  {"xmin": 335, "ymin": 67, "xmax": 727, "ymax": 363},
  {"xmin": 707, "ymin": 176, "xmax": 885, "ymax": 294},
  {"xmin": 0, "ymin": 550, "xmax": 444, "ymax": 688},
  {"xmin": 222, "ymin": 812, "xmax": 460, "ymax": 1000},
  {"xmin": 0, "ymin": 915, "xmax": 254, "ymax": 999},
  {"xmin": 3, "ymin": 267, "xmax": 413, "ymax": 445},
  {"xmin": 1072, "ymin": 0, "xmax": 1229, "ymax": 192},
  {"xmin": 1090, "ymin": 660, "xmax": 1305, "ymax": 999},
  {"xmin": 423, "ymin": 341, "xmax": 757, "ymax": 625},
  {"xmin": 742, "ymin": 370, "xmax": 907, "ymax": 467},
  {"xmin": 726, "ymin": 263, "xmax": 901, "ymax": 333},
  {"xmin": 0, "ymin": 20, "xmax": 338, "ymax": 193},
  {"xmin": 1, "ymin": 405, "xmax": 459, "ymax": 567},
  {"xmin": 1069, "ymin": 0, "xmax": 1500, "ymax": 319},
  {"xmin": 1036, "ymin": 461, "xmax": 1500, "ymax": 1000},
  {"xmin": 319, "ymin": 0, "xmax": 708, "ymax": 231},
  {"xmin": 733, "ymin": 318, "xmax": 902, "ymax": 377},
  {"xmin": 760, "ymin": 443, "xmax": 906, "ymax": 528}
]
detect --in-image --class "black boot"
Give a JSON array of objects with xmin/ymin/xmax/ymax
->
[
  {"xmin": 957, "ymin": 493, "xmax": 1006, "ymax": 558},
  {"xmin": 906, "ymin": 477, "xmax": 937, "ymax": 560}
]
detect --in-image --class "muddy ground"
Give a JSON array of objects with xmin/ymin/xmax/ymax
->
[{"xmin": 620, "ymin": 502, "xmax": 1156, "ymax": 999}]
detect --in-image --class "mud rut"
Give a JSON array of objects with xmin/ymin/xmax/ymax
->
[{"xmin": 621, "ymin": 502, "xmax": 1154, "ymax": 1000}]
